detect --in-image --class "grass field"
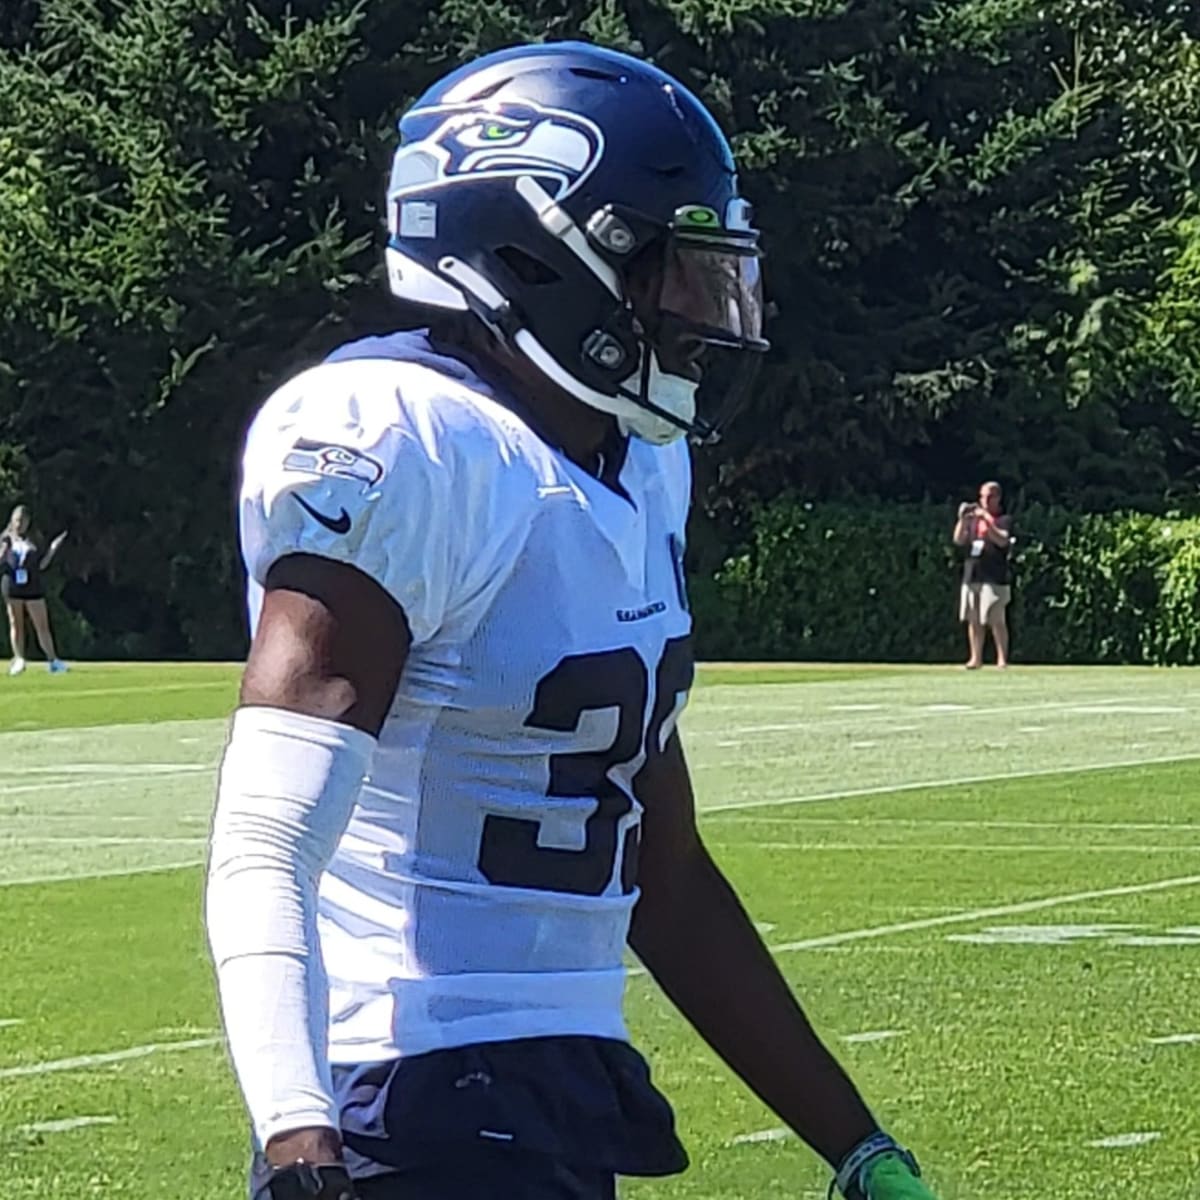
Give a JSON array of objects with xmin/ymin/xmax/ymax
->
[{"xmin": 2, "ymin": 661, "xmax": 1200, "ymax": 1198}]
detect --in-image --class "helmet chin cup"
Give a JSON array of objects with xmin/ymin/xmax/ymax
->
[
  {"xmin": 617, "ymin": 354, "xmax": 698, "ymax": 444},
  {"xmin": 513, "ymin": 329, "xmax": 695, "ymax": 444}
]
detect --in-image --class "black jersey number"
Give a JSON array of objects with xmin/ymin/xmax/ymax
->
[{"xmin": 477, "ymin": 637, "xmax": 693, "ymax": 896}]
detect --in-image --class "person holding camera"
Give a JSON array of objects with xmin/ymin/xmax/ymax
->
[{"xmin": 953, "ymin": 481, "xmax": 1013, "ymax": 670}]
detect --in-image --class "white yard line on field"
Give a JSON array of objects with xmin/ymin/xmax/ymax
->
[
  {"xmin": 17, "ymin": 1116, "xmax": 119, "ymax": 1134},
  {"xmin": 701, "ymin": 752, "xmax": 1200, "ymax": 814},
  {"xmin": 0, "ymin": 767, "xmax": 210, "ymax": 798},
  {"xmin": 842, "ymin": 1030, "xmax": 905, "ymax": 1044},
  {"xmin": 3, "ymin": 814, "xmax": 196, "ymax": 823},
  {"xmin": 8, "ymin": 763, "xmax": 213, "ymax": 777},
  {"xmin": 627, "ymin": 872, "xmax": 1200, "ymax": 977},
  {"xmin": 728, "ymin": 1127, "xmax": 790, "ymax": 1145},
  {"xmin": 730, "ymin": 841, "xmax": 1200, "ymax": 854},
  {"xmin": 0, "ymin": 1037, "xmax": 220, "ymax": 1080},
  {"xmin": 717, "ymin": 817, "xmax": 1200, "ymax": 833},
  {"xmin": 695, "ymin": 695, "xmax": 1142, "ymax": 740},
  {"xmin": 0, "ymin": 682, "xmax": 231, "ymax": 702},
  {"xmin": 6, "ymin": 836, "xmax": 206, "ymax": 846},
  {"xmin": 0, "ymin": 860, "xmax": 203, "ymax": 888},
  {"xmin": 1087, "ymin": 1132, "xmax": 1162, "ymax": 1149},
  {"xmin": 1069, "ymin": 706, "xmax": 1185, "ymax": 715},
  {"xmin": 764, "ymin": 873, "xmax": 1200, "ymax": 955}
]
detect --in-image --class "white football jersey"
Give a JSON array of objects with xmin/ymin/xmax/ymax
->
[{"xmin": 240, "ymin": 333, "xmax": 694, "ymax": 1065}]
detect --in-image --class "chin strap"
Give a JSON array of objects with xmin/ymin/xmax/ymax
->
[{"xmin": 829, "ymin": 1132, "xmax": 922, "ymax": 1200}]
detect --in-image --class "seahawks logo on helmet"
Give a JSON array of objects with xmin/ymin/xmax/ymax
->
[{"xmin": 389, "ymin": 102, "xmax": 605, "ymax": 203}]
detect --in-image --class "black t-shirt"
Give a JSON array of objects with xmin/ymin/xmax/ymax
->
[{"xmin": 962, "ymin": 514, "xmax": 1013, "ymax": 586}]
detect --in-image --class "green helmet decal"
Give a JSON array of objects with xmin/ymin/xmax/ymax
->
[{"xmin": 676, "ymin": 204, "xmax": 722, "ymax": 230}]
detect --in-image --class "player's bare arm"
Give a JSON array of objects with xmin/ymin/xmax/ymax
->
[
  {"xmin": 242, "ymin": 552, "xmax": 410, "ymax": 735},
  {"xmin": 630, "ymin": 735, "xmax": 936, "ymax": 1199},
  {"xmin": 630, "ymin": 734, "xmax": 878, "ymax": 1161}
]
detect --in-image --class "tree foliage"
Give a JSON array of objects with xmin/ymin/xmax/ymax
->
[{"xmin": 0, "ymin": 0, "xmax": 1197, "ymax": 656}]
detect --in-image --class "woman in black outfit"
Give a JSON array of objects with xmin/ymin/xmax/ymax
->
[{"xmin": 1, "ymin": 504, "xmax": 68, "ymax": 675}]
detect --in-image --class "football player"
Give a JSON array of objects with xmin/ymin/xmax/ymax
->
[{"xmin": 206, "ymin": 41, "xmax": 941, "ymax": 1200}]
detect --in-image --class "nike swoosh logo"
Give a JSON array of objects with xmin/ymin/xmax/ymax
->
[{"xmin": 293, "ymin": 494, "xmax": 351, "ymax": 534}]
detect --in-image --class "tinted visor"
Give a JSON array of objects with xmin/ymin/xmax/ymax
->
[{"xmin": 658, "ymin": 238, "xmax": 769, "ymax": 352}]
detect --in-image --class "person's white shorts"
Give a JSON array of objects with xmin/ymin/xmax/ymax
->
[{"xmin": 960, "ymin": 582, "xmax": 1011, "ymax": 625}]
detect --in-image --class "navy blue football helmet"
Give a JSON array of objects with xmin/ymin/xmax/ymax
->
[{"xmin": 385, "ymin": 41, "xmax": 768, "ymax": 444}]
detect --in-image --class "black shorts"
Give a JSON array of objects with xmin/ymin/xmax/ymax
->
[
  {"xmin": 354, "ymin": 1148, "xmax": 616, "ymax": 1199},
  {"xmin": 0, "ymin": 577, "xmax": 42, "ymax": 602},
  {"xmin": 249, "ymin": 1037, "xmax": 686, "ymax": 1198}
]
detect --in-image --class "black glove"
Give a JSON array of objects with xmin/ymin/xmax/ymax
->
[{"xmin": 256, "ymin": 1163, "xmax": 358, "ymax": 1200}]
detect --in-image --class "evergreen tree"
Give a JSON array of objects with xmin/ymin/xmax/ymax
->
[{"xmin": 0, "ymin": 0, "xmax": 1197, "ymax": 655}]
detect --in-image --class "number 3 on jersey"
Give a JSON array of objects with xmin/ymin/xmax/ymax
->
[{"xmin": 478, "ymin": 637, "xmax": 693, "ymax": 896}]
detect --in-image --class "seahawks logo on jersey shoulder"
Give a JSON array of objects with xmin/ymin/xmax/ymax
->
[
  {"xmin": 390, "ymin": 101, "xmax": 604, "ymax": 203},
  {"xmin": 282, "ymin": 439, "xmax": 385, "ymax": 488}
]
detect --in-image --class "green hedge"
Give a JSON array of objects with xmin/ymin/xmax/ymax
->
[
  {"xmin": 691, "ymin": 499, "xmax": 1200, "ymax": 665},
  {"xmin": 33, "ymin": 499, "xmax": 1200, "ymax": 666}
]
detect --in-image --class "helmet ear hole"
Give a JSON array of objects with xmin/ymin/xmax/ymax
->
[{"xmin": 495, "ymin": 245, "xmax": 562, "ymax": 286}]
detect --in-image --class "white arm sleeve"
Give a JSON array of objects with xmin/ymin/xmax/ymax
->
[{"xmin": 205, "ymin": 706, "xmax": 375, "ymax": 1147}]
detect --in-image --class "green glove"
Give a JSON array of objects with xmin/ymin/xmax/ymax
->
[
  {"xmin": 859, "ymin": 1151, "xmax": 940, "ymax": 1200},
  {"xmin": 831, "ymin": 1133, "xmax": 939, "ymax": 1200}
]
